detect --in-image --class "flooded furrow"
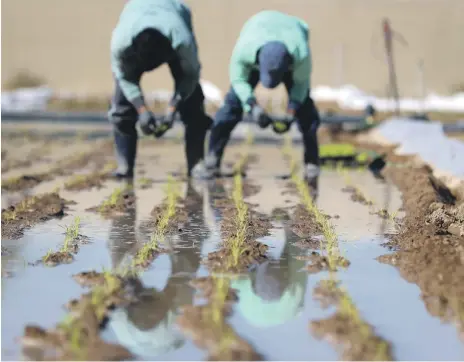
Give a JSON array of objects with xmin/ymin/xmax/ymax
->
[{"xmin": 2, "ymin": 133, "xmax": 464, "ymax": 360}]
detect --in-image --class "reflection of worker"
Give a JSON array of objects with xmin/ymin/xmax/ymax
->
[
  {"xmin": 107, "ymin": 181, "xmax": 138, "ymax": 269},
  {"xmin": 230, "ymin": 213, "xmax": 308, "ymax": 327},
  {"xmin": 108, "ymin": 0, "xmax": 212, "ymax": 180},
  {"xmin": 201, "ymin": 10, "xmax": 321, "ymax": 196},
  {"xmin": 108, "ymin": 181, "xmax": 209, "ymax": 358}
]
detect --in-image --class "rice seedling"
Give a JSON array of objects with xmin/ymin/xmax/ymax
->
[{"xmin": 133, "ymin": 175, "xmax": 181, "ymax": 266}]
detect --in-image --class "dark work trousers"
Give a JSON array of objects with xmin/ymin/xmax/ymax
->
[
  {"xmin": 108, "ymin": 60, "xmax": 212, "ymax": 176},
  {"xmin": 208, "ymin": 70, "xmax": 320, "ymax": 168}
]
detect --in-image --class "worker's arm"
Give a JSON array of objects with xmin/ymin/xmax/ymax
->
[
  {"xmin": 111, "ymin": 50, "xmax": 147, "ymax": 113},
  {"xmin": 288, "ymin": 54, "xmax": 311, "ymax": 113},
  {"xmin": 229, "ymin": 53, "xmax": 255, "ymax": 113}
]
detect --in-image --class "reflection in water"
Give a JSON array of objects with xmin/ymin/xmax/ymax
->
[
  {"xmin": 106, "ymin": 180, "xmax": 211, "ymax": 359},
  {"xmin": 231, "ymin": 215, "xmax": 309, "ymax": 328}
]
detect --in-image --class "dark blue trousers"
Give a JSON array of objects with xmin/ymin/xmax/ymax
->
[
  {"xmin": 208, "ymin": 70, "xmax": 320, "ymax": 167},
  {"xmin": 108, "ymin": 63, "xmax": 212, "ymax": 175}
]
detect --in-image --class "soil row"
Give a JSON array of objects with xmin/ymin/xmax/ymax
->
[{"xmin": 1, "ymin": 138, "xmax": 115, "ymax": 193}]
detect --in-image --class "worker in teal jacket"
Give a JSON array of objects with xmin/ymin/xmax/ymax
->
[
  {"xmin": 202, "ymin": 10, "xmax": 321, "ymax": 196},
  {"xmin": 109, "ymin": 0, "xmax": 212, "ymax": 179}
]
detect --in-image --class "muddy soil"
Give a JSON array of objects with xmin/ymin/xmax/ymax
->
[
  {"xmin": 342, "ymin": 185, "xmax": 374, "ymax": 206},
  {"xmin": 41, "ymin": 234, "xmax": 90, "ymax": 267},
  {"xmin": 20, "ymin": 271, "xmax": 145, "ymax": 361},
  {"xmin": 177, "ymin": 276, "xmax": 263, "ymax": 361},
  {"xmin": 63, "ymin": 172, "xmax": 108, "ymax": 191},
  {"xmin": 1, "ymin": 192, "xmax": 71, "ymax": 239},
  {"xmin": 375, "ymin": 161, "xmax": 464, "ymax": 339},
  {"xmin": 303, "ymin": 252, "xmax": 350, "ymax": 274},
  {"xmin": 143, "ymin": 201, "xmax": 188, "ymax": 233},
  {"xmin": 1, "ymin": 138, "xmax": 115, "ymax": 193},
  {"xmin": 204, "ymin": 181, "xmax": 272, "ymax": 273},
  {"xmin": 290, "ymin": 204, "xmax": 323, "ymax": 238},
  {"xmin": 1, "ymin": 174, "xmax": 54, "ymax": 192},
  {"xmin": 88, "ymin": 186, "xmax": 136, "ymax": 218},
  {"xmin": 310, "ymin": 278, "xmax": 394, "ymax": 361}
]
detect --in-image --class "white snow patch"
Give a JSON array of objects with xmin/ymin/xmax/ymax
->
[{"xmin": 312, "ymin": 84, "xmax": 464, "ymax": 113}]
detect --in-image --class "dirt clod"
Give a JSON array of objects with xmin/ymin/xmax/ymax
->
[
  {"xmin": 290, "ymin": 204, "xmax": 322, "ymax": 237},
  {"xmin": 1, "ymin": 174, "xmax": 52, "ymax": 192},
  {"xmin": 42, "ymin": 251, "xmax": 74, "ymax": 267},
  {"xmin": 2, "ymin": 192, "xmax": 70, "ymax": 239}
]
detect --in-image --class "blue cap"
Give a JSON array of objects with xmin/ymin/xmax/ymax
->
[{"xmin": 258, "ymin": 41, "xmax": 291, "ymax": 89}]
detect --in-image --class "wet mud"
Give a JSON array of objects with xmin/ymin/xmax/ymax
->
[
  {"xmin": 376, "ymin": 161, "xmax": 464, "ymax": 340},
  {"xmin": 204, "ymin": 180, "xmax": 272, "ymax": 273},
  {"xmin": 42, "ymin": 234, "xmax": 90, "ymax": 267},
  {"xmin": 1, "ymin": 192, "xmax": 71, "ymax": 239},
  {"xmin": 1, "ymin": 174, "xmax": 54, "ymax": 192},
  {"xmin": 342, "ymin": 185, "xmax": 374, "ymax": 206},
  {"xmin": 177, "ymin": 276, "xmax": 263, "ymax": 361},
  {"xmin": 20, "ymin": 271, "xmax": 145, "ymax": 361},
  {"xmin": 64, "ymin": 172, "xmax": 109, "ymax": 192},
  {"xmin": 88, "ymin": 186, "xmax": 136, "ymax": 218},
  {"xmin": 290, "ymin": 204, "xmax": 323, "ymax": 238},
  {"xmin": 303, "ymin": 252, "xmax": 351, "ymax": 274},
  {"xmin": 310, "ymin": 279, "xmax": 394, "ymax": 361},
  {"xmin": 1, "ymin": 139, "xmax": 115, "ymax": 193}
]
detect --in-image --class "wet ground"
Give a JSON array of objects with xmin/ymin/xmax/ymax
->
[{"xmin": 2, "ymin": 128, "xmax": 464, "ymax": 360}]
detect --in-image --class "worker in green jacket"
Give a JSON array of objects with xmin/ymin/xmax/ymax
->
[
  {"xmin": 109, "ymin": 0, "xmax": 212, "ymax": 179},
  {"xmin": 201, "ymin": 10, "xmax": 321, "ymax": 196}
]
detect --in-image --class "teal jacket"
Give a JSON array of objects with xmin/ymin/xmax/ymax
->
[
  {"xmin": 230, "ymin": 11, "xmax": 312, "ymax": 113},
  {"xmin": 110, "ymin": 0, "xmax": 201, "ymax": 107}
]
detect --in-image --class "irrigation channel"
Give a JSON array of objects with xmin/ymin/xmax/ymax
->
[{"xmin": 1, "ymin": 126, "xmax": 464, "ymax": 360}]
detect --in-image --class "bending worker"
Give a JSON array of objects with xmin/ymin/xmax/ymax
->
[
  {"xmin": 202, "ymin": 10, "xmax": 321, "ymax": 194},
  {"xmin": 109, "ymin": 0, "xmax": 213, "ymax": 179}
]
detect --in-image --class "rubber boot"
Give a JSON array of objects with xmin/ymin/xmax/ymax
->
[
  {"xmin": 111, "ymin": 129, "xmax": 137, "ymax": 180},
  {"xmin": 303, "ymin": 163, "xmax": 320, "ymax": 201}
]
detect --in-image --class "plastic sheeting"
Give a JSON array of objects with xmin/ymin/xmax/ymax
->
[
  {"xmin": 377, "ymin": 118, "xmax": 464, "ymax": 178},
  {"xmin": 312, "ymin": 85, "xmax": 464, "ymax": 113}
]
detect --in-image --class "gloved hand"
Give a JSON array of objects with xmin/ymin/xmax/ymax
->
[
  {"xmin": 272, "ymin": 113, "xmax": 294, "ymax": 134},
  {"xmin": 250, "ymin": 104, "xmax": 273, "ymax": 129},
  {"xmin": 138, "ymin": 110, "xmax": 158, "ymax": 135},
  {"xmin": 153, "ymin": 105, "xmax": 177, "ymax": 138}
]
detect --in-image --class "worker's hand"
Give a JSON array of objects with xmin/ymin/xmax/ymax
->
[
  {"xmin": 138, "ymin": 109, "xmax": 158, "ymax": 136},
  {"xmin": 153, "ymin": 105, "xmax": 177, "ymax": 138},
  {"xmin": 272, "ymin": 112, "xmax": 294, "ymax": 134},
  {"xmin": 250, "ymin": 104, "xmax": 273, "ymax": 129}
]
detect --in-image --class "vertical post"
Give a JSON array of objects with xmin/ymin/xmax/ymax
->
[
  {"xmin": 417, "ymin": 59, "xmax": 426, "ymax": 114},
  {"xmin": 382, "ymin": 18, "xmax": 400, "ymax": 116}
]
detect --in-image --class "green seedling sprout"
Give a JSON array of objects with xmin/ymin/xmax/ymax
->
[
  {"xmin": 285, "ymin": 142, "xmax": 392, "ymax": 360},
  {"xmin": 134, "ymin": 175, "xmax": 181, "ymax": 267}
]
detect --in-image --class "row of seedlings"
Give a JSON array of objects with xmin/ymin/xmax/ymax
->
[
  {"xmin": 177, "ymin": 134, "xmax": 268, "ymax": 358},
  {"xmin": 20, "ymin": 175, "xmax": 186, "ymax": 360},
  {"xmin": 282, "ymin": 136, "xmax": 394, "ymax": 361}
]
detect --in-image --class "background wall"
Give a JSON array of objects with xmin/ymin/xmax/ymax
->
[{"xmin": 2, "ymin": 0, "xmax": 464, "ymax": 99}]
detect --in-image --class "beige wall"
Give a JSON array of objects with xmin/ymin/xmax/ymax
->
[{"xmin": 2, "ymin": 0, "xmax": 464, "ymax": 98}]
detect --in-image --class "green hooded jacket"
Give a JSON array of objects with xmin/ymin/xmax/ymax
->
[
  {"xmin": 229, "ymin": 10, "xmax": 312, "ymax": 113},
  {"xmin": 110, "ymin": 0, "xmax": 200, "ymax": 107}
]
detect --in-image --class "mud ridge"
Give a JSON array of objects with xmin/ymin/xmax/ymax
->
[
  {"xmin": 310, "ymin": 279, "xmax": 394, "ymax": 361},
  {"xmin": 1, "ymin": 139, "xmax": 115, "ymax": 193},
  {"xmin": 20, "ymin": 271, "xmax": 144, "ymax": 361},
  {"xmin": 204, "ymin": 179, "xmax": 272, "ymax": 274},
  {"xmin": 1, "ymin": 192, "xmax": 72, "ymax": 239},
  {"xmin": 88, "ymin": 185, "xmax": 136, "ymax": 218},
  {"xmin": 177, "ymin": 276, "xmax": 263, "ymax": 360},
  {"xmin": 375, "ymin": 160, "xmax": 464, "ymax": 339}
]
